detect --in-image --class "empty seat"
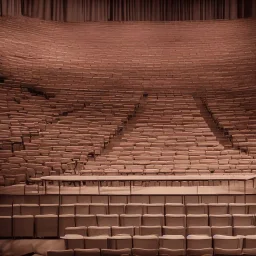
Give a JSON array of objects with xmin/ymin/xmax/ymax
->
[
  {"xmin": 107, "ymin": 235, "xmax": 132, "ymax": 249},
  {"xmin": 213, "ymin": 235, "xmax": 243, "ymax": 255},
  {"xmin": 62, "ymin": 234, "xmax": 84, "ymax": 249},
  {"xmin": 76, "ymin": 214, "xmax": 97, "ymax": 227},
  {"xmin": 0, "ymin": 216, "xmax": 12, "ymax": 237},
  {"xmin": 47, "ymin": 250, "xmax": 73, "ymax": 256},
  {"xmin": 35, "ymin": 215, "xmax": 58, "ymax": 237},
  {"xmin": 229, "ymin": 203, "xmax": 247, "ymax": 214},
  {"xmin": 103, "ymin": 249, "xmax": 132, "ymax": 256},
  {"xmin": 20, "ymin": 204, "xmax": 40, "ymax": 215},
  {"xmin": 233, "ymin": 214, "xmax": 254, "ymax": 226},
  {"xmin": 242, "ymin": 235, "xmax": 256, "ymax": 255},
  {"xmin": 97, "ymin": 214, "xmax": 119, "ymax": 226},
  {"xmin": 40, "ymin": 204, "xmax": 59, "ymax": 215},
  {"xmin": 90, "ymin": 204, "xmax": 108, "ymax": 214},
  {"xmin": 142, "ymin": 214, "xmax": 164, "ymax": 226},
  {"xmin": 112, "ymin": 226, "xmax": 134, "ymax": 236},
  {"xmin": 101, "ymin": 249, "xmax": 131, "ymax": 256},
  {"xmin": 132, "ymin": 248, "xmax": 158, "ymax": 256},
  {"xmin": 187, "ymin": 214, "xmax": 208, "ymax": 227},
  {"xmin": 84, "ymin": 236, "xmax": 108, "ymax": 249},
  {"xmin": 211, "ymin": 226, "xmax": 233, "ymax": 236},
  {"xmin": 87, "ymin": 226, "xmax": 111, "ymax": 236},
  {"xmin": 146, "ymin": 204, "xmax": 164, "ymax": 214},
  {"xmin": 165, "ymin": 204, "xmax": 185, "ymax": 214},
  {"xmin": 187, "ymin": 226, "xmax": 211, "ymax": 236},
  {"xmin": 248, "ymin": 204, "xmax": 256, "ymax": 214},
  {"xmin": 186, "ymin": 204, "xmax": 208, "ymax": 214},
  {"xmin": 120, "ymin": 214, "xmax": 142, "ymax": 226},
  {"xmin": 13, "ymin": 215, "xmax": 34, "ymax": 237},
  {"xmin": 233, "ymin": 226, "xmax": 256, "ymax": 236},
  {"xmin": 75, "ymin": 204, "xmax": 90, "ymax": 215},
  {"xmin": 208, "ymin": 204, "xmax": 228, "ymax": 215},
  {"xmin": 74, "ymin": 248, "xmax": 100, "ymax": 256},
  {"xmin": 209, "ymin": 214, "xmax": 232, "ymax": 226},
  {"xmin": 40, "ymin": 195, "xmax": 59, "ymax": 205},
  {"xmin": 125, "ymin": 204, "xmax": 144, "ymax": 214},
  {"xmin": 13, "ymin": 204, "xmax": 21, "ymax": 215},
  {"xmin": 0, "ymin": 204, "xmax": 20, "ymax": 216},
  {"xmin": 187, "ymin": 235, "xmax": 213, "ymax": 256},
  {"xmin": 136, "ymin": 226, "xmax": 162, "ymax": 236},
  {"xmin": 59, "ymin": 214, "xmax": 75, "ymax": 236},
  {"xmin": 162, "ymin": 226, "xmax": 186, "ymax": 236},
  {"xmin": 60, "ymin": 204, "xmax": 75, "ymax": 215},
  {"xmin": 133, "ymin": 235, "xmax": 159, "ymax": 249},
  {"xmin": 165, "ymin": 214, "xmax": 186, "ymax": 227},
  {"xmin": 159, "ymin": 235, "xmax": 186, "ymax": 256},
  {"xmin": 65, "ymin": 226, "xmax": 87, "ymax": 236},
  {"xmin": 108, "ymin": 204, "xmax": 125, "ymax": 215}
]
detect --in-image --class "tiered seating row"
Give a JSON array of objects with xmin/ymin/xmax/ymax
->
[
  {"xmin": 2, "ymin": 203, "xmax": 256, "ymax": 216},
  {"xmin": 47, "ymin": 234, "xmax": 256, "ymax": 256},
  {"xmin": 1, "ymin": 194, "xmax": 256, "ymax": 205},
  {"xmin": 85, "ymin": 94, "xmax": 256, "ymax": 175},
  {"xmin": 1, "ymin": 88, "xmax": 256, "ymax": 178},
  {"xmin": 0, "ymin": 86, "xmax": 142, "ymax": 178},
  {"xmin": 0, "ymin": 16, "xmax": 255, "ymax": 92},
  {"xmin": 2, "ymin": 213, "xmax": 256, "ymax": 238},
  {"xmin": 203, "ymin": 91, "xmax": 256, "ymax": 157}
]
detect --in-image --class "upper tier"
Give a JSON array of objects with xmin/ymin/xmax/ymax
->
[{"xmin": 0, "ymin": 16, "xmax": 255, "ymax": 92}]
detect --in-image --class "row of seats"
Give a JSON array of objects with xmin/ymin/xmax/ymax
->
[
  {"xmin": 2, "ymin": 203, "xmax": 256, "ymax": 216},
  {"xmin": 64, "ymin": 224, "xmax": 256, "ymax": 237},
  {"xmin": 1, "ymin": 87, "xmax": 256, "ymax": 177},
  {"xmin": 57, "ymin": 234, "xmax": 256, "ymax": 256},
  {"xmin": 0, "ymin": 16, "xmax": 255, "ymax": 92},
  {"xmin": 0, "ymin": 83, "xmax": 142, "ymax": 178},
  {"xmin": 1, "ymin": 16, "xmax": 256, "ymax": 175},
  {"xmin": 2, "ymin": 88, "xmax": 256, "ymax": 178},
  {"xmin": 203, "ymin": 91, "xmax": 256, "ymax": 156},
  {"xmin": 83, "ymin": 94, "xmax": 256, "ymax": 174},
  {"xmin": 2, "ymin": 213, "xmax": 256, "ymax": 237},
  {"xmin": 1, "ymin": 194, "xmax": 256, "ymax": 205}
]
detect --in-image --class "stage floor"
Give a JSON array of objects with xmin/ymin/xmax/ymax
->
[{"xmin": 1, "ymin": 181, "xmax": 256, "ymax": 195}]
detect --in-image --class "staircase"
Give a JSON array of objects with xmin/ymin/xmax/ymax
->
[
  {"xmin": 193, "ymin": 96, "xmax": 235, "ymax": 150},
  {"xmin": 87, "ymin": 93, "xmax": 149, "ymax": 162}
]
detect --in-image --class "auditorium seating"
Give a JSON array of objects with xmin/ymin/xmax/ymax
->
[
  {"xmin": 0, "ymin": 13, "xmax": 256, "ymax": 256},
  {"xmin": 1, "ymin": 202, "xmax": 256, "ymax": 238},
  {"xmin": 1, "ymin": 84, "xmax": 256, "ymax": 180},
  {"xmin": 48, "ymin": 234, "xmax": 256, "ymax": 256},
  {"xmin": 0, "ymin": 84, "xmax": 142, "ymax": 179},
  {"xmin": 2, "ymin": 193, "xmax": 256, "ymax": 206},
  {"xmin": 213, "ymin": 234, "xmax": 243, "ymax": 255},
  {"xmin": 82, "ymin": 93, "xmax": 256, "ymax": 175},
  {"xmin": 0, "ymin": 16, "xmax": 255, "ymax": 92},
  {"xmin": 2, "ymin": 202, "xmax": 256, "ymax": 217},
  {"xmin": 0, "ymin": 16, "xmax": 255, "ymax": 179},
  {"xmin": 203, "ymin": 91, "xmax": 256, "ymax": 158}
]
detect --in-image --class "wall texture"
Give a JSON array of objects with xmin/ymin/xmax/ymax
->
[{"xmin": 0, "ymin": 16, "xmax": 255, "ymax": 92}]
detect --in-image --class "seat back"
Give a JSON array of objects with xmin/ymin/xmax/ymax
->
[
  {"xmin": 165, "ymin": 214, "xmax": 186, "ymax": 227},
  {"xmin": 213, "ymin": 235, "xmax": 243, "ymax": 250},
  {"xmin": 65, "ymin": 226, "xmax": 87, "ymax": 236},
  {"xmin": 97, "ymin": 214, "xmax": 119, "ymax": 226},
  {"xmin": 35, "ymin": 214, "xmax": 58, "ymax": 238},
  {"xmin": 159, "ymin": 235, "xmax": 185, "ymax": 250},
  {"xmin": 133, "ymin": 235, "xmax": 159, "ymax": 249},
  {"xmin": 47, "ymin": 250, "xmax": 74, "ymax": 256},
  {"xmin": 108, "ymin": 235, "xmax": 132, "ymax": 249},
  {"xmin": 120, "ymin": 214, "xmax": 142, "ymax": 226}
]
